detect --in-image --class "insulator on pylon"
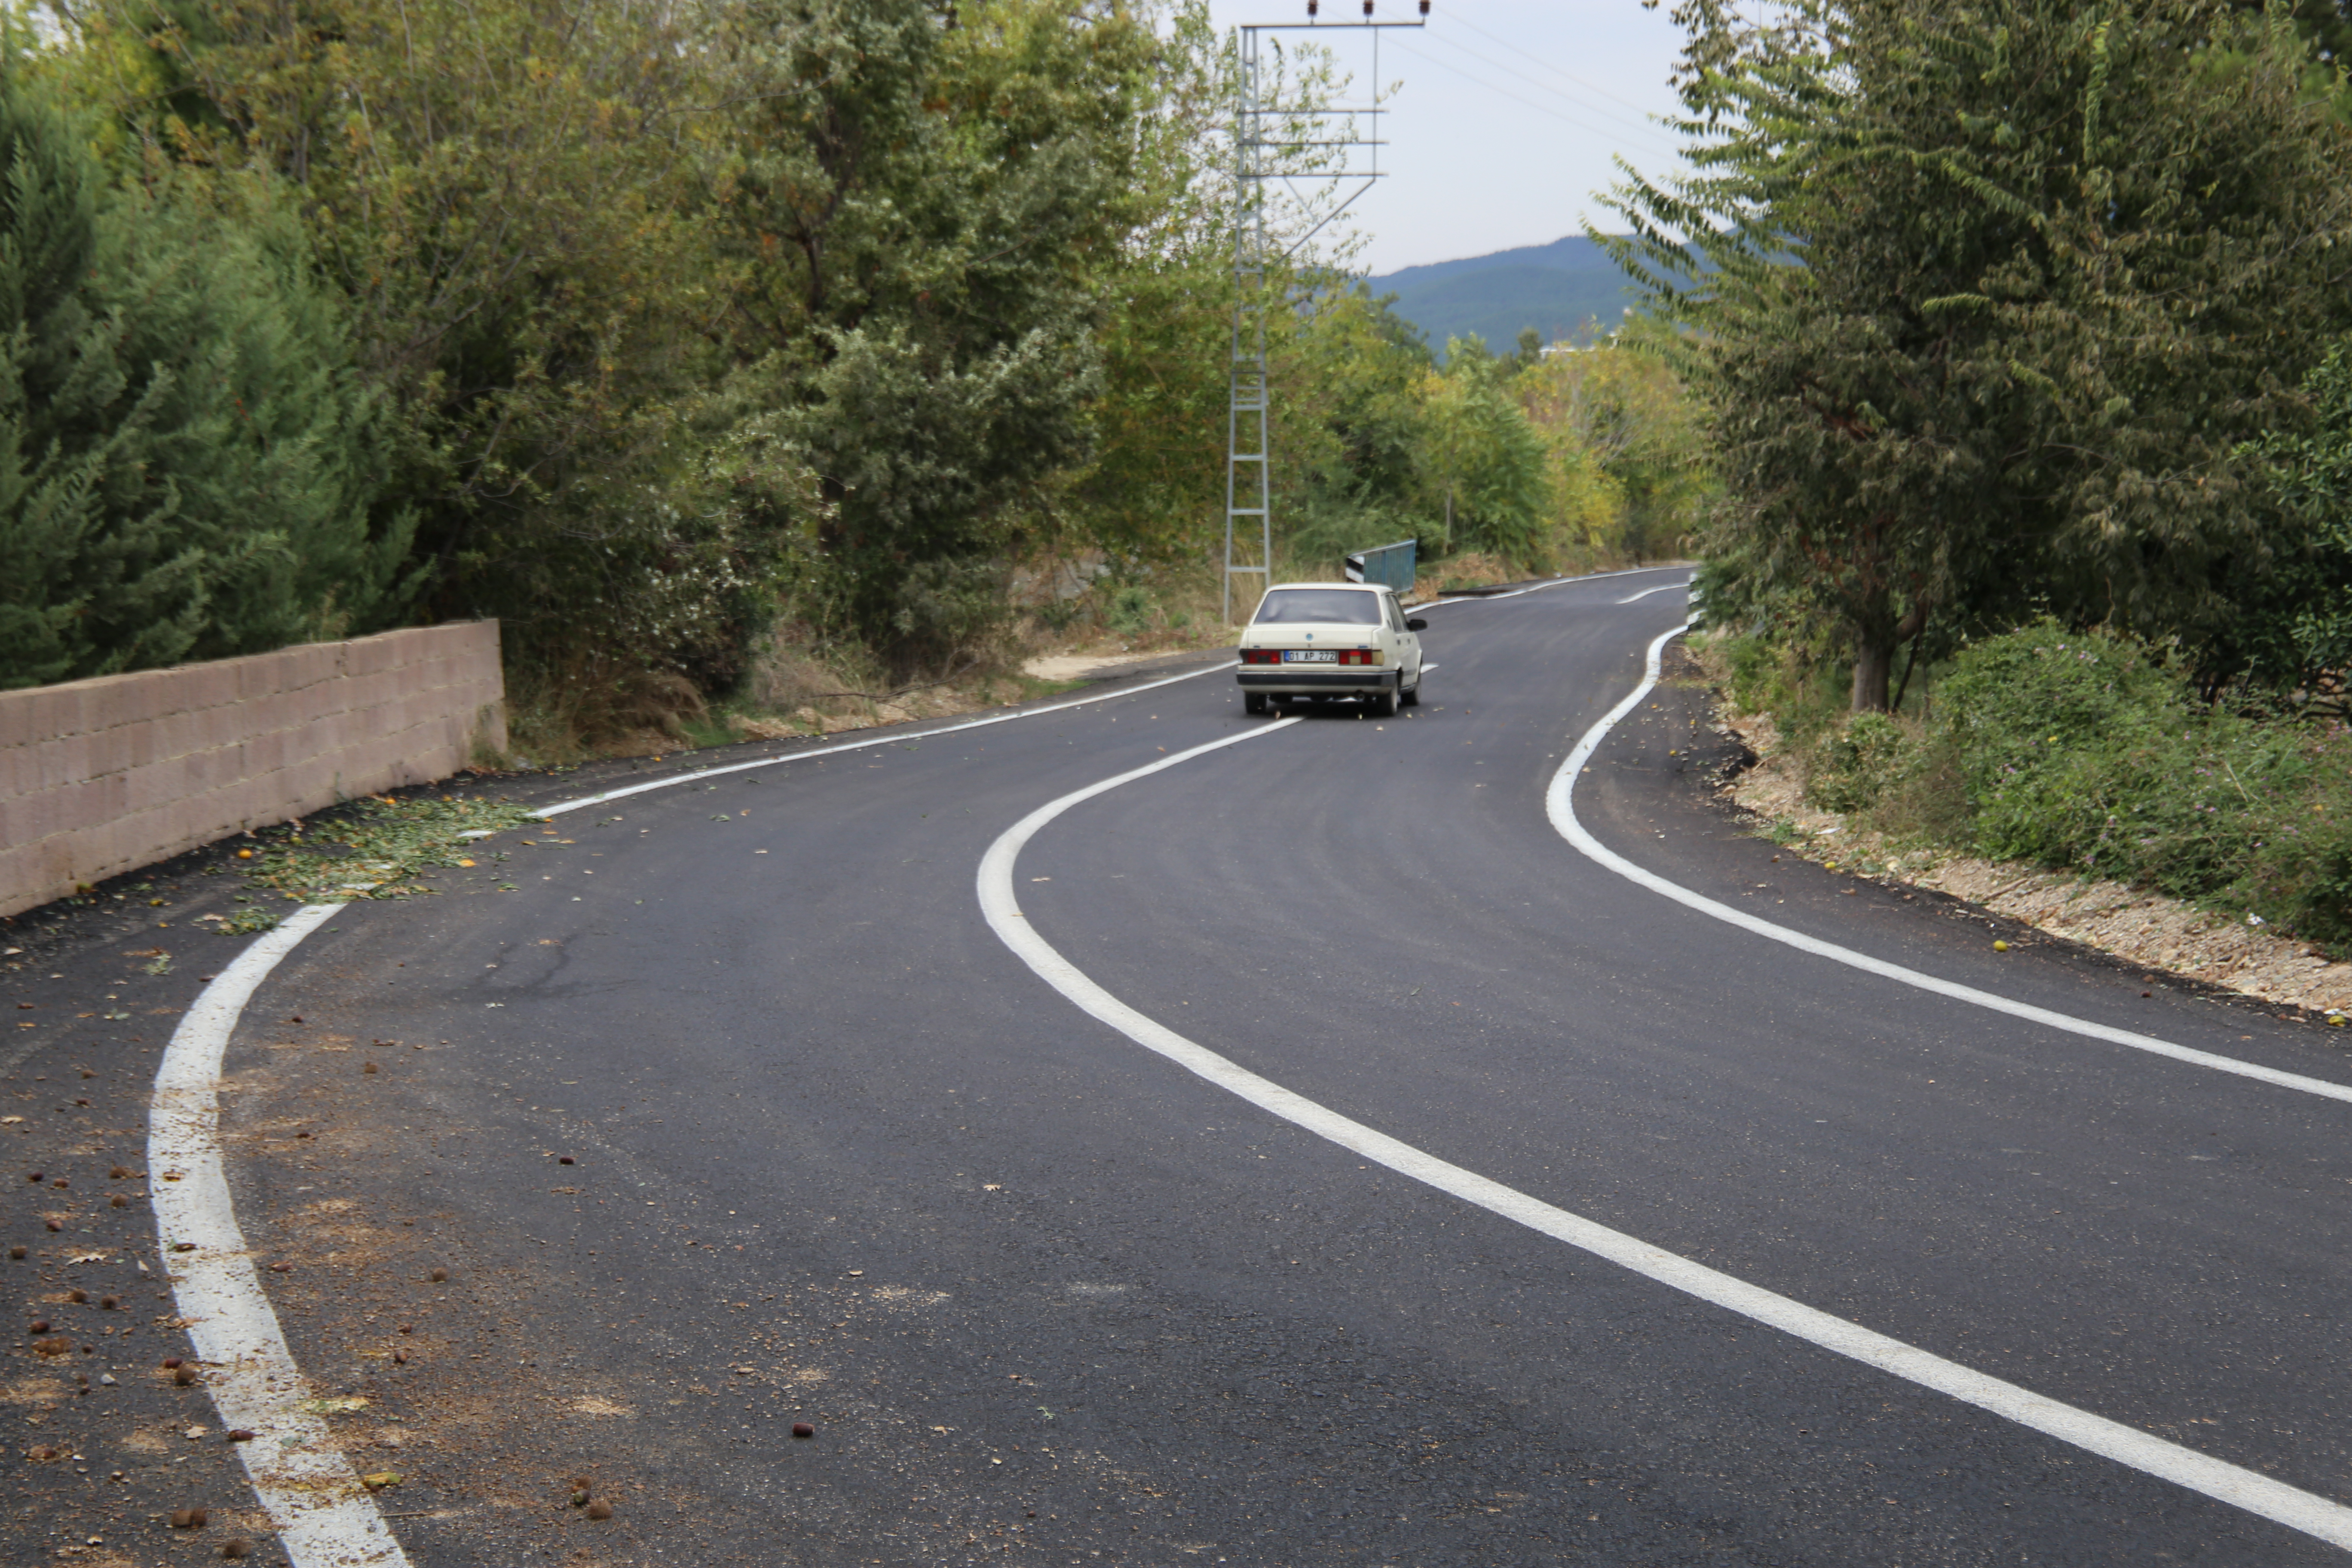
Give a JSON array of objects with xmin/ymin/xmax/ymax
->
[
  {"xmin": 1418, "ymin": 0, "xmax": 1430, "ymax": 12},
  {"xmin": 1361, "ymin": 0, "xmax": 1373, "ymax": 15},
  {"xmin": 1306, "ymin": 0, "xmax": 1317, "ymax": 14}
]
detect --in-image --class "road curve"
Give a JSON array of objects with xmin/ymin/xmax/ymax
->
[{"xmin": 177, "ymin": 566, "xmax": 2352, "ymax": 1566}]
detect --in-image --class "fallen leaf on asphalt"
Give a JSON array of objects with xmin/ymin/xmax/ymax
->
[
  {"xmin": 67, "ymin": 1288, "xmax": 86, "ymax": 1303},
  {"xmin": 110, "ymin": 1166, "xmax": 131, "ymax": 1180},
  {"xmin": 362, "ymin": 1062, "xmax": 378, "ymax": 1075},
  {"xmin": 35, "ymin": 1337, "xmax": 70, "ymax": 1357},
  {"xmin": 28, "ymin": 1319, "xmax": 49, "ymax": 1333},
  {"xmin": 174, "ymin": 1366, "xmax": 197, "ymax": 1385},
  {"xmin": 225, "ymin": 1429, "xmax": 254, "ymax": 1442},
  {"xmin": 305, "ymin": 1397, "xmax": 368, "ymax": 1415},
  {"xmin": 585, "ymin": 1501, "xmax": 613, "ymax": 1521},
  {"xmin": 360, "ymin": 1471, "xmax": 401, "ymax": 1491},
  {"xmin": 429, "ymin": 1267, "xmax": 447, "ymax": 1283},
  {"xmin": 110, "ymin": 1195, "xmax": 128, "ymax": 1209},
  {"xmin": 221, "ymin": 1538, "xmax": 252, "ymax": 1559},
  {"xmin": 168, "ymin": 1507, "xmax": 208, "ymax": 1528}
]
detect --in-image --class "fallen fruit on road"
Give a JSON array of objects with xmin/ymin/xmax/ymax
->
[
  {"xmin": 361, "ymin": 1471, "xmax": 401, "ymax": 1491},
  {"xmin": 792, "ymin": 1422, "xmax": 814, "ymax": 1439},
  {"xmin": 585, "ymin": 1501, "xmax": 613, "ymax": 1521},
  {"xmin": 1992, "ymin": 940, "xmax": 2010, "ymax": 951}
]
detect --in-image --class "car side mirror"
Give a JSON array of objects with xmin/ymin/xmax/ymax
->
[{"xmin": 1405, "ymin": 618, "xmax": 1427, "ymax": 632}]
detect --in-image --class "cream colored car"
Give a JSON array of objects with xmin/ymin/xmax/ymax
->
[{"xmin": 1236, "ymin": 582, "xmax": 1426, "ymax": 717}]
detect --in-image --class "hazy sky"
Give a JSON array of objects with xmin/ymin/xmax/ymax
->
[{"xmin": 1200, "ymin": 0, "xmax": 1694, "ymax": 276}]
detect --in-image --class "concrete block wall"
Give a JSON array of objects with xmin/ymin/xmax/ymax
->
[{"xmin": 0, "ymin": 622, "xmax": 504, "ymax": 918}]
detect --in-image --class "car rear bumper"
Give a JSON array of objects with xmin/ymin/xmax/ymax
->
[{"xmin": 1237, "ymin": 669, "xmax": 1399, "ymax": 695}]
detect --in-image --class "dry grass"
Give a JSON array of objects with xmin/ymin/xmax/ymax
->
[{"xmin": 502, "ymin": 543, "xmax": 1651, "ymax": 766}]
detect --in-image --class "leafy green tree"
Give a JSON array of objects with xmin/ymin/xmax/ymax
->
[
  {"xmin": 0, "ymin": 67, "xmax": 408, "ymax": 688},
  {"xmin": 60, "ymin": 0, "xmax": 726, "ymax": 671},
  {"xmin": 702, "ymin": 0, "xmax": 1154, "ymax": 663},
  {"xmin": 1607, "ymin": 0, "xmax": 2352, "ymax": 709},
  {"xmin": 1417, "ymin": 340, "xmax": 1550, "ymax": 564},
  {"xmin": 1514, "ymin": 330, "xmax": 1712, "ymax": 559},
  {"xmin": 2229, "ymin": 338, "xmax": 2352, "ymax": 701}
]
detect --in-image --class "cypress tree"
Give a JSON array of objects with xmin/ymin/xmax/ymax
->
[{"xmin": 0, "ymin": 64, "xmax": 410, "ymax": 689}]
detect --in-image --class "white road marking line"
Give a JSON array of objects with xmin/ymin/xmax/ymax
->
[
  {"xmin": 1547, "ymin": 623, "xmax": 2352, "ymax": 1108},
  {"xmin": 1424, "ymin": 561, "xmax": 1689, "ymax": 609},
  {"xmin": 539, "ymin": 661, "xmax": 1240, "ymax": 817},
  {"xmin": 1615, "ymin": 582, "xmax": 1690, "ymax": 604},
  {"xmin": 975, "ymin": 717, "xmax": 2352, "ymax": 1554},
  {"xmin": 532, "ymin": 563, "xmax": 1692, "ymax": 822},
  {"xmin": 150, "ymin": 903, "xmax": 410, "ymax": 1568}
]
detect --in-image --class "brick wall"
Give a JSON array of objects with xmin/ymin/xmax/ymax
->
[{"xmin": 0, "ymin": 623, "xmax": 505, "ymax": 918}]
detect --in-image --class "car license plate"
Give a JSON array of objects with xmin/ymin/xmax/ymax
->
[{"xmin": 1282, "ymin": 649, "xmax": 1338, "ymax": 663}]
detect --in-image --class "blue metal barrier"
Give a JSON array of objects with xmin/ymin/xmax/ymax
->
[{"xmin": 1344, "ymin": 539, "xmax": 1417, "ymax": 593}]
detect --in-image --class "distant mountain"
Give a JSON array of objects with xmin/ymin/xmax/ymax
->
[{"xmin": 1368, "ymin": 236, "xmax": 1642, "ymax": 361}]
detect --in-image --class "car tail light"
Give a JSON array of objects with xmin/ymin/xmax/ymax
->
[
  {"xmin": 1240, "ymin": 649, "xmax": 1280, "ymax": 664},
  {"xmin": 1338, "ymin": 650, "xmax": 1383, "ymax": 665}
]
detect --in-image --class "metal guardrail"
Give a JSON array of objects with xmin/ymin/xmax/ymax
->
[{"xmin": 1344, "ymin": 538, "xmax": 1417, "ymax": 592}]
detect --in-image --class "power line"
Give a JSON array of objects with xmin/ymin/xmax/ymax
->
[
  {"xmin": 1443, "ymin": 9, "xmax": 1679, "ymax": 126},
  {"xmin": 1383, "ymin": 37, "xmax": 1681, "ymax": 157},
  {"xmin": 1414, "ymin": 26, "xmax": 1669, "ymax": 142}
]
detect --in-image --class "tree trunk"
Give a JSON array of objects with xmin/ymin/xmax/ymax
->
[
  {"xmin": 1851, "ymin": 633, "xmax": 1896, "ymax": 711},
  {"xmin": 1851, "ymin": 600, "xmax": 1926, "ymax": 712}
]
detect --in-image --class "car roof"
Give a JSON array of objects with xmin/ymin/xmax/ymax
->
[{"xmin": 1262, "ymin": 582, "xmax": 1387, "ymax": 594}]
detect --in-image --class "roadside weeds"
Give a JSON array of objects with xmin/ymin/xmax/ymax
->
[{"xmin": 1694, "ymin": 673, "xmax": 2352, "ymax": 1021}]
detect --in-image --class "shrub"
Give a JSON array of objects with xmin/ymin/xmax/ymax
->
[
  {"xmin": 1106, "ymin": 585, "xmax": 1155, "ymax": 637},
  {"xmin": 1809, "ymin": 711, "xmax": 1911, "ymax": 813},
  {"xmin": 1860, "ymin": 621, "xmax": 2352, "ymax": 948}
]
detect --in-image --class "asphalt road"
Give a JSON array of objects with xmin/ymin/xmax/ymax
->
[{"xmin": 15, "ymin": 563, "xmax": 2352, "ymax": 1567}]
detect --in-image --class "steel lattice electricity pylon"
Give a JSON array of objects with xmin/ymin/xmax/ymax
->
[{"xmin": 1223, "ymin": 4, "xmax": 1426, "ymax": 626}]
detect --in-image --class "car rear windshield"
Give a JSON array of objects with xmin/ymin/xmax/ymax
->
[{"xmin": 1253, "ymin": 588, "xmax": 1381, "ymax": 625}]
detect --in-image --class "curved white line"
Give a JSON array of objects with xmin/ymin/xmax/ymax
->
[
  {"xmin": 150, "ymin": 903, "xmax": 409, "ymax": 1568},
  {"xmin": 1547, "ymin": 624, "xmax": 2352, "ymax": 1107},
  {"xmin": 976, "ymin": 707, "xmax": 2352, "ymax": 1552},
  {"xmin": 539, "ymin": 659, "xmax": 1242, "ymax": 818},
  {"xmin": 1615, "ymin": 582, "xmax": 1690, "ymax": 604},
  {"xmin": 533, "ymin": 564, "xmax": 1694, "ymax": 822}
]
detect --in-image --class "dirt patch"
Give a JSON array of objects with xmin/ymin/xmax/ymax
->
[
  {"xmin": 1699, "ymin": 670, "xmax": 2352, "ymax": 1019},
  {"xmin": 1019, "ymin": 651, "xmax": 1171, "ymax": 683}
]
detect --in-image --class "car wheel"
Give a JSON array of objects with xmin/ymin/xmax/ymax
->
[
  {"xmin": 1367, "ymin": 686, "xmax": 1399, "ymax": 719},
  {"xmin": 1400, "ymin": 676, "xmax": 1421, "ymax": 708},
  {"xmin": 1243, "ymin": 692, "xmax": 1269, "ymax": 715}
]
